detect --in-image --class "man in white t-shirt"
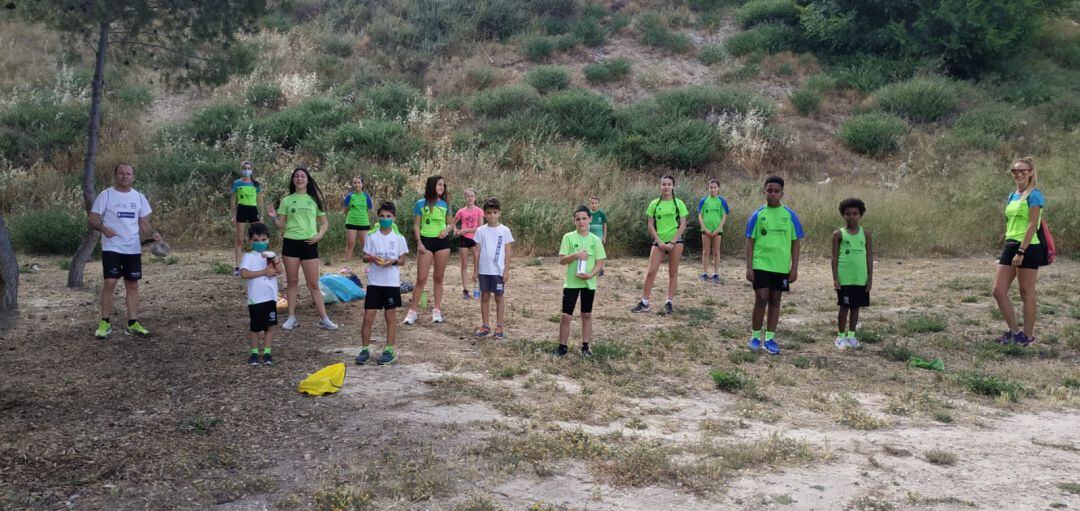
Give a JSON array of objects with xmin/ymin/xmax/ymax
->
[
  {"xmin": 88, "ymin": 163, "xmax": 161, "ymax": 339},
  {"xmin": 472, "ymin": 197, "xmax": 514, "ymax": 339},
  {"xmin": 355, "ymin": 201, "xmax": 410, "ymax": 366}
]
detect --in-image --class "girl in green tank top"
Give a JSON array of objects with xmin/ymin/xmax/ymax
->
[
  {"xmin": 831, "ymin": 198, "xmax": 873, "ymax": 349},
  {"xmin": 342, "ymin": 175, "xmax": 373, "ymax": 270}
]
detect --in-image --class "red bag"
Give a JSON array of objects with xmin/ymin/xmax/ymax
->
[{"xmin": 1039, "ymin": 219, "xmax": 1056, "ymax": 265}]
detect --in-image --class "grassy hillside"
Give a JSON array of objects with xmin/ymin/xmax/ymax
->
[{"xmin": 2, "ymin": 1, "xmax": 1079, "ymax": 258}]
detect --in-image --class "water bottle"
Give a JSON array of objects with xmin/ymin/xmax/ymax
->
[
  {"xmin": 420, "ymin": 291, "xmax": 428, "ymax": 309},
  {"xmin": 577, "ymin": 259, "xmax": 588, "ymax": 275},
  {"xmin": 473, "ymin": 289, "xmax": 480, "ymax": 299}
]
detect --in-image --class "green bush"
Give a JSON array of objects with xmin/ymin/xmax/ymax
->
[
  {"xmin": 183, "ymin": 102, "xmax": 248, "ymax": 144},
  {"xmin": 636, "ymin": 12, "xmax": 693, "ymax": 53},
  {"xmin": 475, "ymin": 0, "xmax": 529, "ymax": 40},
  {"xmin": 328, "ymin": 120, "xmax": 421, "ymax": 162},
  {"xmin": 642, "ymin": 118, "xmax": 720, "ymax": 169},
  {"xmin": 540, "ymin": 89, "xmax": 614, "ymax": 142},
  {"xmin": 789, "ymin": 88, "xmax": 822, "ymax": 116},
  {"xmin": 253, "ymin": 97, "xmax": 353, "ymax": 150},
  {"xmin": 525, "ymin": 66, "xmax": 571, "ymax": 94},
  {"xmin": 320, "ymin": 35, "xmax": 354, "ymax": 58},
  {"xmin": 583, "ymin": 58, "xmax": 631, "ymax": 84},
  {"xmin": 874, "ymin": 77, "xmax": 958, "ymax": 123},
  {"xmin": 111, "ymin": 84, "xmax": 154, "ymax": 109},
  {"xmin": 803, "ymin": 74, "xmax": 837, "ymax": 93},
  {"xmin": 465, "ymin": 66, "xmax": 498, "ymax": 90},
  {"xmin": 522, "ymin": 36, "xmax": 556, "ymax": 62},
  {"xmin": 654, "ymin": 86, "xmax": 776, "ymax": 119},
  {"xmin": 531, "ymin": 0, "xmax": 579, "ymax": 19},
  {"xmin": 952, "ymin": 105, "xmax": 1020, "ymax": 149},
  {"xmin": 470, "ymin": 84, "xmax": 540, "ymax": 118},
  {"xmin": 960, "ymin": 372, "xmax": 1027, "ymax": 402},
  {"xmin": 553, "ymin": 33, "xmax": 581, "ymax": 52},
  {"xmin": 9, "ymin": 207, "xmax": 86, "ymax": 255},
  {"xmin": 0, "ymin": 99, "xmax": 88, "ymax": 165},
  {"xmin": 735, "ymin": 0, "xmax": 798, "ymax": 28},
  {"xmin": 828, "ymin": 55, "xmax": 929, "ymax": 93},
  {"xmin": 838, "ymin": 112, "xmax": 907, "ymax": 156},
  {"xmin": 724, "ymin": 23, "xmax": 797, "ymax": 57},
  {"xmin": 245, "ymin": 83, "xmax": 284, "ymax": 109},
  {"xmin": 698, "ymin": 44, "xmax": 726, "ymax": 65},
  {"xmin": 141, "ymin": 142, "xmax": 234, "ymax": 190},
  {"xmin": 571, "ymin": 17, "xmax": 605, "ymax": 47},
  {"xmin": 1042, "ymin": 97, "xmax": 1080, "ymax": 130},
  {"xmin": 364, "ymin": 82, "xmax": 423, "ymax": 119},
  {"xmin": 710, "ymin": 369, "xmax": 750, "ymax": 392}
]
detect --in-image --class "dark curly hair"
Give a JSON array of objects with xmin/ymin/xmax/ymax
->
[{"xmin": 838, "ymin": 198, "xmax": 866, "ymax": 215}]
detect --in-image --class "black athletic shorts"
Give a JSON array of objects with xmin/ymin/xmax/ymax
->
[
  {"xmin": 562, "ymin": 287, "xmax": 596, "ymax": 315},
  {"xmin": 364, "ymin": 285, "xmax": 402, "ymax": 310},
  {"xmin": 248, "ymin": 300, "xmax": 278, "ymax": 332},
  {"xmin": 420, "ymin": 235, "xmax": 450, "ymax": 252},
  {"xmin": 281, "ymin": 237, "xmax": 319, "ymax": 260},
  {"xmin": 102, "ymin": 251, "xmax": 142, "ymax": 281},
  {"xmin": 836, "ymin": 285, "xmax": 870, "ymax": 308},
  {"xmin": 236, "ymin": 204, "xmax": 260, "ymax": 223},
  {"xmin": 345, "ymin": 223, "xmax": 370, "ymax": 231},
  {"xmin": 752, "ymin": 270, "xmax": 790, "ymax": 292},
  {"xmin": 998, "ymin": 241, "xmax": 1044, "ymax": 270},
  {"xmin": 459, "ymin": 237, "xmax": 477, "ymax": 249}
]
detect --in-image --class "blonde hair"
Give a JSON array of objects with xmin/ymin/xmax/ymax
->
[{"xmin": 1014, "ymin": 156, "xmax": 1038, "ymax": 201}]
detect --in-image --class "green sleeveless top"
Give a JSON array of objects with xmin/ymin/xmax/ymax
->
[{"xmin": 837, "ymin": 227, "xmax": 867, "ymax": 286}]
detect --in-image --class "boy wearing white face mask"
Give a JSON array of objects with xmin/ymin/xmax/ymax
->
[
  {"xmin": 232, "ymin": 161, "xmax": 266, "ymax": 276},
  {"xmin": 240, "ymin": 222, "xmax": 283, "ymax": 366}
]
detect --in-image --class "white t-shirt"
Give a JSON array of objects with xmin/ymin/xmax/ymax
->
[
  {"xmin": 364, "ymin": 229, "xmax": 409, "ymax": 288},
  {"xmin": 90, "ymin": 187, "xmax": 152, "ymax": 255},
  {"xmin": 240, "ymin": 251, "xmax": 279, "ymax": 305},
  {"xmin": 475, "ymin": 224, "xmax": 514, "ymax": 276}
]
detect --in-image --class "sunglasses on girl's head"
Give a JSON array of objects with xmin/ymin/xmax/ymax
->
[{"xmin": 1010, "ymin": 168, "xmax": 1031, "ymax": 174}]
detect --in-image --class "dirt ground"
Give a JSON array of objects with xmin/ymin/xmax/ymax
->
[{"xmin": 2, "ymin": 248, "xmax": 1079, "ymax": 511}]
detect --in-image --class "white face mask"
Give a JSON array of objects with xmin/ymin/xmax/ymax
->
[{"xmin": 242, "ymin": 169, "xmax": 253, "ymax": 177}]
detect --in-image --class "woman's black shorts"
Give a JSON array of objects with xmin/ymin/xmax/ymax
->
[
  {"xmin": 998, "ymin": 241, "xmax": 1044, "ymax": 269},
  {"xmin": 282, "ymin": 237, "xmax": 319, "ymax": 260},
  {"xmin": 459, "ymin": 237, "xmax": 477, "ymax": 249},
  {"xmin": 421, "ymin": 235, "xmax": 450, "ymax": 252},
  {"xmin": 562, "ymin": 287, "xmax": 596, "ymax": 315},
  {"xmin": 345, "ymin": 223, "xmax": 370, "ymax": 231},
  {"xmin": 236, "ymin": 204, "xmax": 260, "ymax": 223}
]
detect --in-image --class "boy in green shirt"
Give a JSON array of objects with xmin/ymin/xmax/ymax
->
[
  {"xmin": 588, "ymin": 195, "xmax": 607, "ymax": 276},
  {"xmin": 557, "ymin": 206, "xmax": 607, "ymax": 357},
  {"xmin": 744, "ymin": 176, "xmax": 804, "ymax": 355},
  {"xmin": 831, "ymin": 198, "xmax": 872, "ymax": 349}
]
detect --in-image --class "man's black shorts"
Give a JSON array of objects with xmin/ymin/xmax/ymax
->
[
  {"xmin": 562, "ymin": 287, "xmax": 596, "ymax": 315},
  {"xmin": 365, "ymin": 285, "xmax": 402, "ymax": 310},
  {"xmin": 836, "ymin": 285, "xmax": 870, "ymax": 307},
  {"xmin": 102, "ymin": 251, "xmax": 142, "ymax": 281},
  {"xmin": 248, "ymin": 300, "xmax": 278, "ymax": 332},
  {"xmin": 752, "ymin": 270, "xmax": 789, "ymax": 292}
]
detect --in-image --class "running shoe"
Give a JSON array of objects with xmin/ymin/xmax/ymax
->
[
  {"xmin": 282, "ymin": 316, "xmax": 298, "ymax": 330},
  {"xmin": 318, "ymin": 317, "xmax": 339, "ymax": 330},
  {"xmin": 248, "ymin": 353, "xmax": 260, "ymax": 366},
  {"xmin": 993, "ymin": 331, "xmax": 1013, "ymax": 344},
  {"xmin": 581, "ymin": 344, "xmax": 592, "ymax": 357},
  {"xmin": 403, "ymin": 309, "xmax": 418, "ymax": 325},
  {"xmin": 355, "ymin": 348, "xmax": 370, "ymax": 365},
  {"xmin": 599, "ymin": 269, "xmax": 605, "ymax": 277},
  {"xmin": 462, "ymin": 289, "xmax": 470, "ymax": 300},
  {"xmin": 764, "ymin": 338, "xmax": 781, "ymax": 355},
  {"xmin": 1014, "ymin": 332, "xmax": 1036, "ymax": 347},
  {"xmin": 474, "ymin": 325, "xmax": 491, "ymax": 338},
  {"xmin": 711, "ymin": 274, "xmax": 721, "ymax": 284},
  {"xmin": 834, "ymin": 335, "xmax": 849, "ymax": 349},
  {"xmin": 94, "ymin": 320, "xmax": 112, "ymax": 339},
  {"xmin": 432, "ymin": 309, "xmax": 444, "ymax": 324},
  {"xmin": 126, "ymin": 321, "xmax": 150, "ymax": 337},
  {"xmin": 846, "ymin": 336, "xmax": 860, "ymax": 349},
  {"xmin": 664, "ymin": 302, "xmax": 674, "ymax": 315},
  {"xmin": 494, "ymin": 326, "xmax": 505, "ymax": 339},
  {"xmin": 262, "ymin": 353, "xmax": 273, "ymax": 366},
  {"xmin": 700, "ymin": 273, "xmax": 709, "ymax": 282},
  {"xmin": 233, "ymin": 267, "xmax": 241, "ymax": 277},
  {"xmin": 748, "ymin": 336, "xmax": 762, "ymax": 351},
  {"xmin": 630, "ymin": 301, "xmax": 650, "ymax": 313},
  {"xmin": 377, "ymin": 348, "xmax": 397, "ymax": 365},
  {"xmin": 554, "ymin": 344, "xmax": 569, "ymax": 357}
]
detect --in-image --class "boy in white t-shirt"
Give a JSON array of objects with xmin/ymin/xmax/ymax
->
[
  {"xmin": 472, "ymin": 197, "xmax": 514, "ymax": 339},
  {"xmin": 239, "ymin": 223, "xmax": 283, "ymax": 366},
  {"xmin": 356, "ymin": 202, "xmax": 410, "ymax": 366}
]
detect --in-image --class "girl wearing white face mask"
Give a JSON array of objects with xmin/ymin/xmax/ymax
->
[{"xmin": 231, "ymin": 161, "xmax": 266, "ymax": 275}]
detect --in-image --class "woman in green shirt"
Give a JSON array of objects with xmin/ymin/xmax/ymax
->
[
  {"xmin": 991, "ymin": 157, "xmax": 1045, "ymax": 346},
  {"xmin": 631, "ymin": 175, "xmax": 689, "ymax": 316},
  {"xmin": 267, "ymin": 167, "xmax": 337, "ymax": 331},
  {"xmin": 342, "ymin": 175, "xmax": 373, "ymax": 270},
  {"xmin": 403, "ymin": 175, "xmax": 454, "ymax": 326}
]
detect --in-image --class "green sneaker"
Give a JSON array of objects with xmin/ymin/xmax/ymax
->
[
  {"xmin": 126, "ymin": 321, "xmax": 150, "ymax": 337},
  {"xmin": 94, "ymin": 320, "xmax": 112, "ymax": 339}
]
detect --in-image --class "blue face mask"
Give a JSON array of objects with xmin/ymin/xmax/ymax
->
[
  {"xmin": 242, "ymin": 169, "xmax": 253, "ymax": 177},
  {"xmin": 252, "ymin": 241, "xmax": 269, "ymax": 252},
  {"xmin": 379, "ymin": 218, "xmax": 394, "ymax": 229}
]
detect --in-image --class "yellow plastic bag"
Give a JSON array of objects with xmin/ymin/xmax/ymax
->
[{"xmin": 297, "ymin": 363, "xmax": 346, "ymax": 396}]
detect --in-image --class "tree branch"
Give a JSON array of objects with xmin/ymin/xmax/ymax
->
[{"xmin": 109, "ymin": 39, "xmax": 212, "ymax": 61}]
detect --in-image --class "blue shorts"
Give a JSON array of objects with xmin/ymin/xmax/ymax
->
[{"xmin": 478, "ymin": 274, "xmax": 504, "ymax": 295}]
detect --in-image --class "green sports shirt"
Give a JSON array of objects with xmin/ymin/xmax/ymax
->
[
  {"xmin": 560, "ymin": 230, "xmax": 606, "ymax": 290},
  {"xmin": 279, "ymin": 193, "xmax": 325, "ymax": 240},
  {"xmin": 1005, "ymin": 189, "xmax": 1045, "ymax": 244},
  {"xmin": 231, "ymin": 179, "xmax": 260, "ymax": 207},
  {"xmin": 697, "ymin": 195, "xmax": 730, "ymax": 232},
  {"xmin": 837, "ymin": 227, "xmax": 868, "ymax": 286},
  {"xmin": 646, "ymin": 198, "xmax": 689, "ymax": 243},
  {"xmin": 413, "ymin": 199, "xmax": 451, "ymax": 238},
  {"xmin": 344, "ymin": 191, "xmax": 372, "ymax": 227},
  {"xmin": 589, "ymin": 209, "xmax": 607, "ymax": 240},
  {"xmin": 745, "ymin": 205, "xmax": 805, "ymax": 273}
]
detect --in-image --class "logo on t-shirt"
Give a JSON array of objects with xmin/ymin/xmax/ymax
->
[
  {"xmin": 118, "ymin": 212, "xmax": 136, "ymax": 218},
  {"xmin": 760, "ymin": 228, "xmax": 767, "ymax": 236}
]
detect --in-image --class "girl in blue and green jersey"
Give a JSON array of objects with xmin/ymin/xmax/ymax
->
[
  {"xmin": 697, "ymin": 178, "xmax": 730, "ymax": 284},
  {"xmin": 231, "ymin": 161, "xmax": 265, "ymax": 275},
  {"xmin": 403, "ymin": 175, "xmax": 453, "ymax": 326},
  {"xmin": 342, "ymin": 175, "xmax": 373, "ymax": 270},
  {"xmin": 630, "ymin": 175, "xmax": 689, "ymax": 316},
  {"xmin": 991, "ymin": 157, "xmax": 1046, "ymax": 346}
]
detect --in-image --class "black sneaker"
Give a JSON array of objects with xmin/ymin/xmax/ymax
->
[
  {"xmin": 630, "ymin": 301, "xmax": 650, "ymax": 313},
  {"xmin": 377, "ymin": 348, "xmax": 397, "ymax": 365},
  {"xmin": 248, "ymin": 353, "xmax": 260, "ymax": 366},
  {"xmin": 262, "ymin": 353, "xmax": 273, "ymax": 366},
  {"xmin": 554, "ymin": 344, "xmax": 569, "ymax": 357},
  {"xmin": 355, "ymin": 348, "xmax": 371, "ymax": 365},
  {"xmin": 581, "ymin": 344, "xmax": 592, "ymax": 357},
  {"xmin": 664, "ymin": 302, "xmax": 674, "ymax": 315}
]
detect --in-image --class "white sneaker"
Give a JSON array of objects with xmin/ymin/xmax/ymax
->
[
  {"xmin": 834, "ymin": 336, "xmax": 849, "ymax": 349},
  {"xmin": 403, "ymin": 309, "xmax": 418, "ymax": 325},
  {"xmin": 432, "ymin": 309, "xmax": 444, "ymax": 324},
  {"xmin": 846, "ymin": 337, "xmax": 859, "ymax": 349},
  {"xmin": 318, "ymin": 317, "xmax": 339, "ymax": 330},
  {"xmin": 282, "ymin": 316, "xmax": 298, "ymax": 330}
]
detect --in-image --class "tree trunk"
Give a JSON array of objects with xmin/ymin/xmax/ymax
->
[
  {"xmin": 67, "ymin": 22, "xmax": 109, "ymax": 289},
  {"xmin": 0, "ymin": 210, "xmax": 17, "ymax": 311}
]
